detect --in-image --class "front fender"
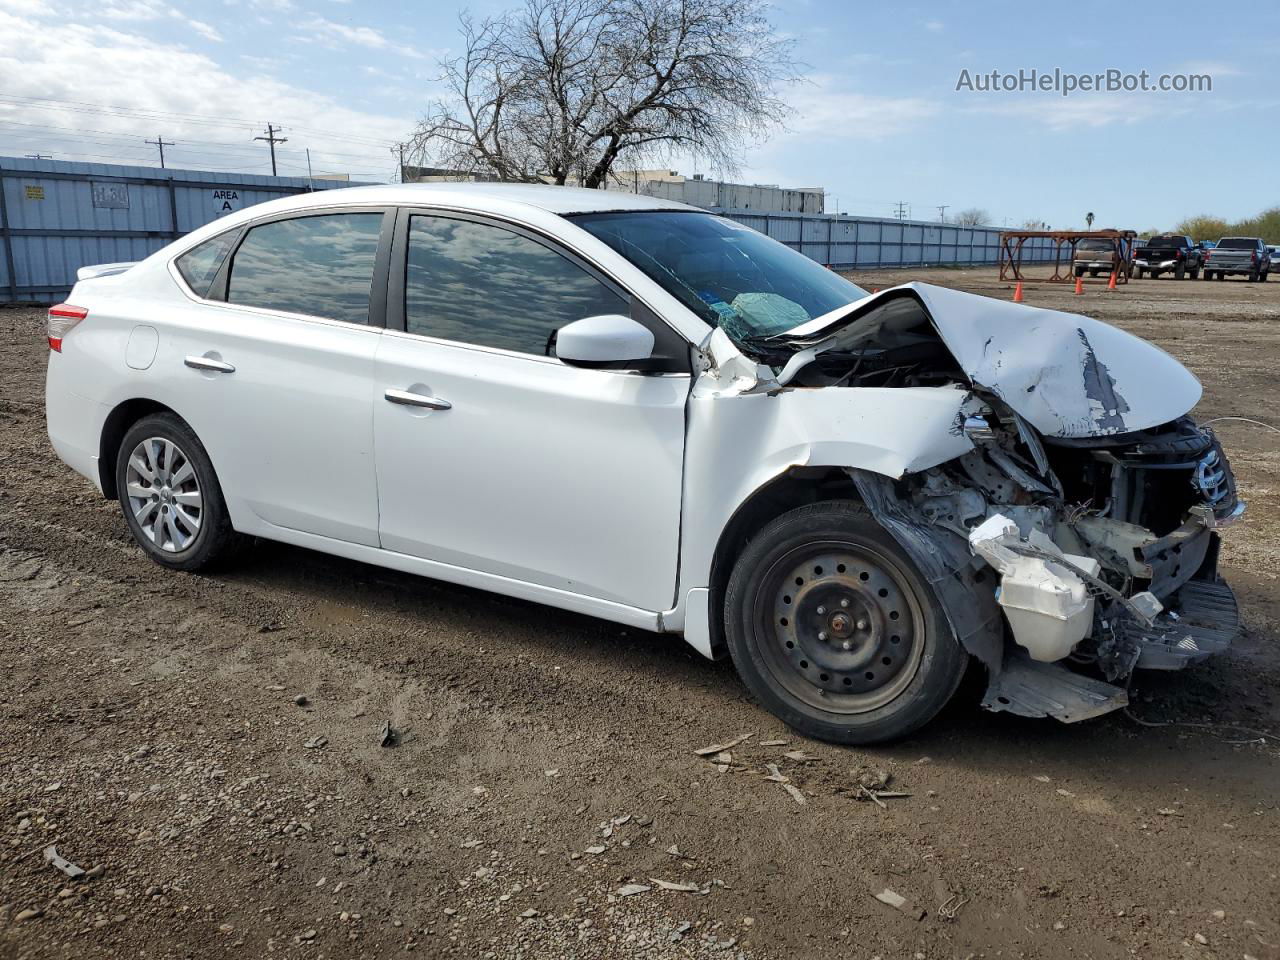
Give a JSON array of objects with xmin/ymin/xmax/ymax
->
[{"xmin": 677, "ymin": 383, "xmax": 978, "ymax": 613}]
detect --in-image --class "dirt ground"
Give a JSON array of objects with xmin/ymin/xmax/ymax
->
[{"xmin": 1, "ymin": 268, "xmax": 1278, "ymax": 960}]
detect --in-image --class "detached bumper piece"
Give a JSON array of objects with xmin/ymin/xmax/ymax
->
[
  {"xmin": 1119, "ymin": 578, "xmax": 1240, "ymax": 670},
  {"xmin": 982, "ymin": 654, "xmax": 1128, "ymax": 723}
]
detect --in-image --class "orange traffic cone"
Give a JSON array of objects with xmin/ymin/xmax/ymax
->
[
  {"xmin": 1074, "ymin": 277, "xmax": 1084, "ymax": 295},
  {"xmin": 1013, "ymin": 281, "xmax": 1024, "ymax": 303},
  {"xmin": 1107, "ymin": 271, "xmax": 1118, "ymax": 290},
  {"xmin": 871, "ymin": 287, "xmax": 880, "ymax": 293}
]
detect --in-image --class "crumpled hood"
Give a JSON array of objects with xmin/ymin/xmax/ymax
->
[{"xmin": 778, "ymin": 282, "xmax": 1202, "ymax": 439}]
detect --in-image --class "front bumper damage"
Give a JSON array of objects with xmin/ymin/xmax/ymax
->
[
  {"xmin": 851, "ymin": 414, "xmax": 1245, "ymax": 724},
  {"xmin": 716, "ymin": 283, "xmax": 1245, "ymax": 725}
]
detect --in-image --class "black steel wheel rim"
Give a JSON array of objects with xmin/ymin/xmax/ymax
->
[{"xmin": 754, "ymin": 540, "xmax": 926, "ymax": 714}]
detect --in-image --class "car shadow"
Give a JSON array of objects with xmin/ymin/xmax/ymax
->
[{"xmin": 222, "ymin": 537, "xmax": 1279, "ymax": 793}]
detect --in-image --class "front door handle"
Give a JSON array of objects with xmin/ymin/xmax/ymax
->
[
  {"xmin": 384, "ymin": 388, "xmax": 451, "ymax": 411},
  {"xmin": 184, "ymin": 355, "xmax": 235, "ymax": 374}
]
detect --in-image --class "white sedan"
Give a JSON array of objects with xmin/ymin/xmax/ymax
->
[{"xmin": 45, "ymin": 184, "xmax": 1244, "ymax": 743}]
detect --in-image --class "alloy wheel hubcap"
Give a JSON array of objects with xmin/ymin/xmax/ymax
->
[{"xmin": 125, "ymin": 437, "xmax": 202, "ymax": 553}]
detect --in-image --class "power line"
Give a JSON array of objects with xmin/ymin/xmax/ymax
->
[
  {"xmin": 253, "ymin": 124, "xmax": 288, "ymax": 176},
  {"xmin": 144, "ymin": 133, "xmax": 175, "ymax": 169}
]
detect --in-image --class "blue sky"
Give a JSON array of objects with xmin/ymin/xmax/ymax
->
[{"xmin": 1, "ymin": 0, "xmax": 1276, "ymax": 228}]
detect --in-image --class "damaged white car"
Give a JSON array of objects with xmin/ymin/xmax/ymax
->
[{"xmin": 45, "ymin": 185, "xmax": 1244, "ymax": 743}]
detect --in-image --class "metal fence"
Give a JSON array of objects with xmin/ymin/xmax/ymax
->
[
  {"xmin": 722, "ymin": 211, "xmax": 1059, "ymax": 269},
  {"xmin": 0, "ymin": 157, "xmax": 359, "ymax": 303},
  {"xmin": 1, "ymin": 155, "xmax": 1055, "ymax": 303}
]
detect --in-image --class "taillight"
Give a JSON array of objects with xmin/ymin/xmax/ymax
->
[
  {"xmin": 47, "ymin": 304, "xmax": 88, "ymax": 352},
  {"xmin": 1205, "ymin": 249, "xmax": 1211, "ymax": 259},
  {"xmin": 1251, "ymin": 252, "xmax": 1259, "ymax": 264},
  {"xmin": 1175, "ymin": 249, "xmax": 1184, "ymax": 259}
]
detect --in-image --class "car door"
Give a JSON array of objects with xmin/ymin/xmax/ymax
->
[
  {"xmin": 165, "ymin": 208, "xmax": 392, "ymax": 546},
  {"xmin": 373, "ymin": 210, "xmax": 690, "ymax": 612}
]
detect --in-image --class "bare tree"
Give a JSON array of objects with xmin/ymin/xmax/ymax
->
[
  {"xmin": 408, "ymin": 0, "xmax": 797, "ymax": 187},
  {"xmin": 954, "ymin": 208, "xmax": 990, "ymax": 227}
]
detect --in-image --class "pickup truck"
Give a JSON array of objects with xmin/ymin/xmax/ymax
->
[
  {"xmin": 1072, "ymin": 238, "xmax": 1129, "ymax": 278},
  {"xmin": 1132, "ymin": 235, "xmax": 1202, "ymax": 279},
  {"xmin": 1204, "ymin": 237, "xmax": 1271, "ymax": 281}
]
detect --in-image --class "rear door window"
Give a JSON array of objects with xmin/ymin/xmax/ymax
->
[
  {"xmin": 227, "ymin": 213, "xmax": 384, "ymax": 324},
  {"xmin": 176, "ymin": 230, "xmax": 238, "ymax": 298}
]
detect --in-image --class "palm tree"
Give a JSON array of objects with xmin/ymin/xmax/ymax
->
[{"xmin": 1086, "ymin": 211, "xmax": 1095, "ymax": 230}]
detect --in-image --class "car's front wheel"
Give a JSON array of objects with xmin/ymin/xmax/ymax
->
[
  {"xmin": 724, "ymin": 502, "xmax": 967, "ymax": 744},
  {"xmin": 115, "ymin": 413, "xmax": 241, "ymax": 571}
]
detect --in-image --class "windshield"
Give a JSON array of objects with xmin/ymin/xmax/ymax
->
[{"xmin": 570, "ymin": 211, "xmax": 868, "ymax": 341}]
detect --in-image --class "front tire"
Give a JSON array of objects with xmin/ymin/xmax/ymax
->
[
  {"xmin": 115, "ymin": 413, "xmax": 241, "ymax": 571},
  {"xmin": 723, "ymin": 502, "xmax": 967, "ymax": 745}
]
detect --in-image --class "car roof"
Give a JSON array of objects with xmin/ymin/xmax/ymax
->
[{"xmin": 263, "ymin": 182, "xmax": 701, "ymax": 216}]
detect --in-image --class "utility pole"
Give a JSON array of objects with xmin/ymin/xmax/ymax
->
[
  {"xmin": 254, "ymin": 123, "xmax": 288, "ymax": 176},
  {"xmin": 893, "ymin": 201, "xmax": 909, "ymax": 221},
  {"xmin": 936, "ymin": 204, "xmax": 948, "ymax": 223},
  {"xmin": 145, "ymin": 134, "xmax": 175, "ymax": 169}
]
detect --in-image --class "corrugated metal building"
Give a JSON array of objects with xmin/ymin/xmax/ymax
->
[
  {"xmin": 1, "ymin": 156, "xmax": 1054, "ymax": 303},
  {"xmin": 0, "ymin": 156, "xmax": 360, "ymax": 303},
  {"xmin": 609, "ymin": 170, "xmax": 825, "ymax": 214}
]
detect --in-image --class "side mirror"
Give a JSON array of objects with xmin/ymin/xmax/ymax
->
[{"xmin": 554, "ymin": 314, "xmax": 655, "ymax": 369}]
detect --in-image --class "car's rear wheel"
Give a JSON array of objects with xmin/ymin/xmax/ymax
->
[
  {"xmin": 115, "ymin": 413, "xmax": 240, "ymax": 571},
  {"xmin": 1175, "ymin": 264, "xmax": 1186, "ymax": 280},
  {"xmin": 724, "ymin": 502, "xmax": 966, "ymax": 744},
  {"xmin": 1133, "ymin": 268, "xmax": 1143, "ymax": 279}
]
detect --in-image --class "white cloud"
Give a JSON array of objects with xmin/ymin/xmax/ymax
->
[
  {"xmin": 0, "ymin": 8, "xmax": 411, "ymax": 177},
  {"xmin": 299, "ymin": 16, "xmax": 424, "ymax": 59},
  {"xmin": 1179, "ymin": 60, "xmax": 1243, "ymax": 78},
  {"xmin": 186, "ymin": 18, "xmax": 222, "ymax": 42},
  {"xmin": 923, "ymin": 19, "xmax": 944, "ymax": 32},
  {"xmin": 963, "ymin": 93, "xmax": 1193, "ymax": 130},
  {"xmin": 786, "ymin": 75, "xmax": 940, "ymax": 139}
]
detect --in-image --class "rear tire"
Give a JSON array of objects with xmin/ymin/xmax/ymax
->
[
  {"xmin": 1175, "ymin": 264, "xmax": 1185, "ymax": 280},
  {"xmin": 115, "ymin": 413, "xmax": 241, "ymax": 571},
  {"xmin": 723, "ymin": 502, "xmax": 967, "ymax": 745},
  {"xmin": 1133, "ymin": 268, "xmax": 1143, "ymax": 279}
]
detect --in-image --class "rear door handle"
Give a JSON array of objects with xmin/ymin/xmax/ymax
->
[
  {"xmin": 384, "ymin": 388, "xmax": 451, "ymax": 410},
  {"xmin": 184, "ymin": 355, "xmax": 235, "ymax": 374}
]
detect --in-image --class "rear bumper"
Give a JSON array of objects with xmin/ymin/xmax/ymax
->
[{"xmin": 46, "ymin": 364, "xmax": 108, "ymax": 493}]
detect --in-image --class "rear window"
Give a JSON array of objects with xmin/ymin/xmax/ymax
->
[
  {"xmin": 1147, "ymin": 236, "xmax": 1183, "ymax": 246},
  {"xmin": 176, "ymin": 230, "xmax": 238, "ymax": 298},
  {"xmin": 1077, "ymin": 240, "xmax": 1112, "ymax": 252},
  {"xmin": 1216, "ymin": 238, "xmax": 1256, "ymax": 250},
  {"xmin": 226, "ymin": 213, "xmax": 384, "ymax": 324}
]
